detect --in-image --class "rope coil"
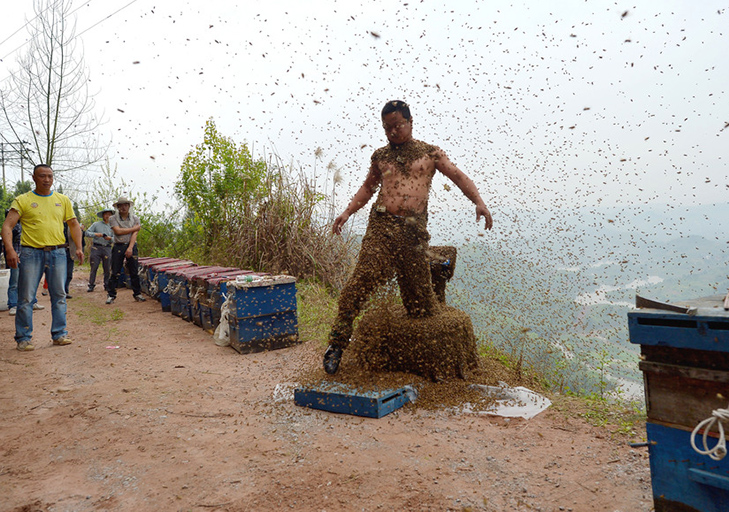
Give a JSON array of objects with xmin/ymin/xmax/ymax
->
[{"xmin": 690, "ymin": 406, "xmax": 729, "ymax": 461}]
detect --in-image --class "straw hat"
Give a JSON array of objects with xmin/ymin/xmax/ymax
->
[{"xmin": 113, "ymin": 196, "xmax": 134, "ymax": 208}]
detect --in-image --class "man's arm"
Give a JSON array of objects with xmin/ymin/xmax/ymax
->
[
  {"xmin": 332, "ymin": 164, "xmax": 381, "ymax": 235},
  {"xmin": 85, "ymin": 223, "xmax": 101, "ymax": 239},
  {"xmin": 111, "ymin": 224, "xmax": 141, "ymax": 236},
  {"xmin": 1, "ymin": 209, "xmax": 20, "ymax": 268},
  {"xmin": 435, "ymin": 150, "xmax": 493, "ymax": 230},
  {"xmin": 67, "ymin": 218, "xmax": 85, "ymax": 265},
  {"xmin": 125, "ymin": 218, "xmax": 140, "ymax": 258}
]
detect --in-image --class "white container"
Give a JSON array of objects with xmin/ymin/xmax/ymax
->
[{"xmin": 0, "ymin": 269, "xmax": 9, "ymax": 311}]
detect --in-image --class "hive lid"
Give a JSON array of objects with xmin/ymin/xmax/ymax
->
[{"xmin": 227, "ymin": 274, "xmax": 296, "ymax": 289}]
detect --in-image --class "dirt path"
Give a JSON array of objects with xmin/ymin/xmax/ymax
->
[{"xmin": 1, "ymin": 272, "xmax": 653, "ymax": 511}]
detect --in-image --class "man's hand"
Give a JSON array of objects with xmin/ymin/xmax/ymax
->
[
  {"xmin": 476, "ymin": 204, "xmax": 493, "ymax": 230},
  {"xmin": 332, "ymin": 212, "xmax": 350, "ymax": 235},
  {"xmin": 5, "ymin": 248, "xmax": 18, "ymax": 269},
  {"xmin": 125, "ymin": 247, "xmax": 133, "ymax": 258},
  {"xmin": 75, "ymin": 249, "xmax": 84, "ymax": 265}
]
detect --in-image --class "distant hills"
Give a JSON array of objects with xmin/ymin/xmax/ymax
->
[{"xmin": 429, "ymin": 201, "xmax": 728, "ymax": 397}]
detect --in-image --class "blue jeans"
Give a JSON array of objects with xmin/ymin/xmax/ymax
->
[
  {"xmin": 7, "ymin": 266, "xmax": 18, "ymax": 308},
  {"xmin": 15, "ymin": 247, "xmax": 67, "ymax": 343}
]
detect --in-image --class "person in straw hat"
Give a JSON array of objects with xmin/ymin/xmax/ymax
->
[
  {"xmin": 106, "ymin": 196, "xmax": 145, "ymax": 304},
  {"xmin": 85, "ymin": 207, "xmax": 114, "ymax": 293}
]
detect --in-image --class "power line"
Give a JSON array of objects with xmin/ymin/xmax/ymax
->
[
  {"xmin": 0, "ymin": 0, "xmax": 92, "ymax": 60},
  {"xmin": 0, "ymin": 0, "xmax": 139, "ymax": 64},
  {"xmin": 76, "ymin": 0, "xmax": 141, "ymax": 39}
]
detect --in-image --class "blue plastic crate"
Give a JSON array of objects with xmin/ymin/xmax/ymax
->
[{"xmin": 294, "ymin": 382, "xmax": 415, "ymax": 418}]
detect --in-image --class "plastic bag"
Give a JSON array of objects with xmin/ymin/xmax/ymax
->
[{"xmin": 213, "ymin": 292, "xmax": 233, "ymax": 347}]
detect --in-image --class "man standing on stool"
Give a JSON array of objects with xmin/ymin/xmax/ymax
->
[
  {"xmin": 1, "ymin": 164, "xmax": 84, "ymax": 351},
  {"xmin": 106, "ymin": 196, "xmax": 145, "ymax": 304},
  {"xmin": 85, "ymin": 208, "xmax": 114, "ymax": 293}
]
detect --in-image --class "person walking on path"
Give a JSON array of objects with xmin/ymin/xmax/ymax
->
[
  {"xmin": 85, "ymin": 208, "xmax": 114, "ymax": 293},
  {"xmin": 106, "ymin": 196, "xmax": 145, "ymax": 304},
  {"xmin": 1, "ymin": 164, "xmax": 84, "ymax": 351},
  {"xmin": 323, "ymin": 100, "xmax": 493, "ymax": 374}
]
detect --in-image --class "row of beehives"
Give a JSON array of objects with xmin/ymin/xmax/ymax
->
[{"xmin": 138, "ymin": 257, "xmax": 299, "ymax": 354}]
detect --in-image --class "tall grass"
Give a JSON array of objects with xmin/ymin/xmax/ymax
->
[{"xmin": 207, "ymin": 152, "xmax": 355, "ymax": 290}]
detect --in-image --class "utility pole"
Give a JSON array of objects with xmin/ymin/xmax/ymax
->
[{"xmin": 0, "ymin": 140, "xmax": 33, "ymax": 190}]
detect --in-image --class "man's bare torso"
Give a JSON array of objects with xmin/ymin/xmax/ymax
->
[{"xmin": 371, "ymin": 139, "xmax": 441, "ymax": 216}]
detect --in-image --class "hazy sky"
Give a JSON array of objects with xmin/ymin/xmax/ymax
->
[{"xmin": 0, "ymin": 0, "xmax": 727, "ymax": 228}]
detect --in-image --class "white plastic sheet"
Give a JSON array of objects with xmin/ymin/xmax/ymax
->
[{"xmin": 461, "ymin": 381, "xmax": 552, "ymax": 419}]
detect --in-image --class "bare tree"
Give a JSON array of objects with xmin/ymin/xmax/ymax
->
[{"xmin": 0, "ymin": 0, "xmax": 107, "ymax": 190}]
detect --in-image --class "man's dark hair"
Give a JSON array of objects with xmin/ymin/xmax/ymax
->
[
  {"xmin": 381, "ymin": 100, "xmax": 411, "ymax": 120},
  {"xmin": 33, "ymin": 164, "xmax": 52, "ymax": 174}
]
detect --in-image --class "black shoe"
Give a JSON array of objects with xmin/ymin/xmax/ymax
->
[
  {"xmin": 87, "ymin": 287, "xmax": 94, "ymax": 293},
  {"xmin": 133, "ymin": 294, "xmax": 146, "ymax": 302},
  {"xmin": 66, "ymin": 294, "xmax": 73, "ymax": 299},
  {"xmin": 323, "ymin": 345, "xmax": 343, "ymax": 375}
]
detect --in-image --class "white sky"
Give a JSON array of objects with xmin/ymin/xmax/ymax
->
[{"xmin": 0, "ymin": 0, "xmax": 727, "ymax": 227}]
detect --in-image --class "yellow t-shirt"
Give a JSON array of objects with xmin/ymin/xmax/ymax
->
[{"xmin": 10, "ymin": 191, "xmax": 76, "ymax": 248}]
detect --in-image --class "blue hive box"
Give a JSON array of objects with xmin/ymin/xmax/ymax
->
[
  {"xmin": 155, "ymin": 261, "xmax": 197, "ymax": 312},
  {"xmin": 138, "ymin": 257, "xmax": 176, "ymax": 296},
  {"xmin": 294, "ymin": 382, "xmax": 416, "ymax": 418},
  {"xmin": 178, "ymin": 267, "xmax": 232, "ymax": 322},
  {"xmin": 167, "ymin": 266, "xmax": 228, "ymax": 319},
  {"xmin": 201, "ymin": 271, "xmax": 259, "ymax": 333},
  {"xmin": 193, "ymin": 270, "xmax": 247, "ymax": 329},
  {"xmin": 628, "ymin": 294, "xmax": 729, "ymax": 512},
  {"xmin": 227, "ymin": 275, "xmax": 299, "ymax": 354}
]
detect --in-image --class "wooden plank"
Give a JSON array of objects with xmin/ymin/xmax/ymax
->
[
  {"xmin": 640, "ymin": 365, "xmax": 729, "ymax": 428},
  {"xmin": 640, "ymin": 361, "xmax": 729, "ymax": 384},
  {"xmin": 641, "ymin": 345, "xmax": 729, "ymax": 372}
]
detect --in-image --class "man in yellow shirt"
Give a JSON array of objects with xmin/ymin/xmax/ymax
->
[{"xmin": 1, "ymin": 164, "xmax": 84, "ymax": 351}]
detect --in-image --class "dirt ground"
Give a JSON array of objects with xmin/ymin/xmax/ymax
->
[{"xmin": 1, "ymin": 271, "xmax": 653, "ymax": 512}]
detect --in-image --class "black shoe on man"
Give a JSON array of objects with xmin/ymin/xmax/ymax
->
[
  {"xmin": 323, "ymin": 344, "xmax": 343, "ymax": 375},
  {"xmin": 133, "ymin": 294, "xmax": 146, "ymax": 302}
]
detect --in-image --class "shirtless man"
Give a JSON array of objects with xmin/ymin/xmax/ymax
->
[{"xmin": 323, "ymin": 100, "xmax": 493, "ymax": 374}]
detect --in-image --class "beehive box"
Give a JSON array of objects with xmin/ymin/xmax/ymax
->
[
  {"xmin": 138, "ymin": 257, "xmax": 177, "ymax": 295},
  {"xmin": 192, "ymin": 270, "xmax": 248, "ymax": 329},
  {"xmin": 227, "ymin": 275, "xmax": 298, "ymax": 354},
  {"xmin": 178, "ymin": 267, "xmax": 233, "ymax": 322},
  {"xmin": 294, "ymin": 382, "xmax": 415, "ymax": 418},
  {"xmin": 154, "ymin": 261, "xmax": 197, "ymax": 312},
  {"xmin": 168, "ymin": 266, "xmax": 230, "ymax": 319},
  {"xmin": 201, "ymin": 271, "xmax": 259, "ymax": 333},
  {"xmin": 628, "ymin": 294, "xmax": 729, "ymax": 512}
]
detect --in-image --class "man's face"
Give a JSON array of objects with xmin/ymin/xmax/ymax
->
[
  {"xmin": 382, "ymin": 111, "xmax": 413, "ymax": 145},
  {"xmin": 102, "ymin": 212, "xmax": 112, "ymax": 223},
  {"xmin": 32, "ymin": 166, "xmax": 54, "ymax": 191},
  {"xmin": 117, "ymin": 203, "xmax": 130, "ymax": 215}
]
